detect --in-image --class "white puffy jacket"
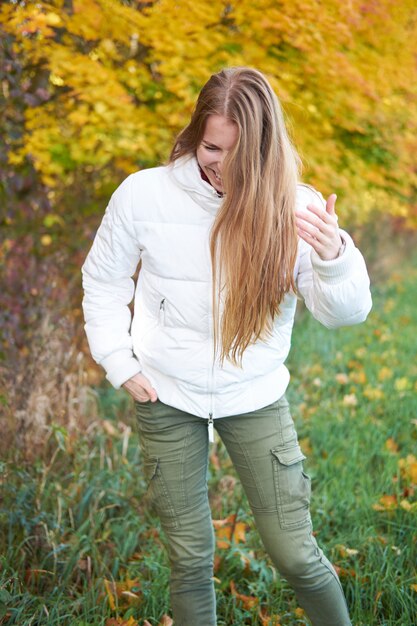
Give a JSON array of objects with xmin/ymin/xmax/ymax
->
[{"xmin": 82, "ymin": 156, "xmax": 372, "ymax": 421}]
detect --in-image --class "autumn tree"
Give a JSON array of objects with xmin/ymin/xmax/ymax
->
[{"xmin": 1, "ymin": 0, "xmax": 417, "ymax": 231}]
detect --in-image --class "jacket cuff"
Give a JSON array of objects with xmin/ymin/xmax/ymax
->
[
  {"xmin": 310, "ymin": 230, "xmax": 357, "ymax": 284},
  {"xmin": 100, "ymin": 351, "xmax": 142, "ymax": 389}
]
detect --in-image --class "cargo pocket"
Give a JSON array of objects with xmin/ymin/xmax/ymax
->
[
  {"xmin": 143, "ymin": 456, "xmax": 179, "ymax": 530},
  {"xmin": 271, "ymin": 445, "xmax": 311, "ymax": 530}
]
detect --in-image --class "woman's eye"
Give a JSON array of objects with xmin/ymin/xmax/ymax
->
[{"xmin": 204, "ymin": 145, "xmax": 218, "ymax": 151}]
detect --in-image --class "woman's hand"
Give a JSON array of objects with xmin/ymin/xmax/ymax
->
[
  {"xmin": 122, "ymin": 373, "xmax": 158, "ymax": 403},
  {"xmin": 295, "ymin": 193, "xmax": 343, "ymax": 261}
]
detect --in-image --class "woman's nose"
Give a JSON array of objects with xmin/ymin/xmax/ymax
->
[{"xmin": 217, "ymin": 151, "xmax": 227, "ymax": 170}]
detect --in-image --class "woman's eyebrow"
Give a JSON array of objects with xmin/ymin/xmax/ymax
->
[{"xmin": 202, "ymin": 140, "xmax": 220, "ymax": 148}]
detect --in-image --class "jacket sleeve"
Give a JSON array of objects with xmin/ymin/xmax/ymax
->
[
  {"xmin": 294, "ymin": 187, "xmax": 372, "ymax": 328},
  {"xmin": 81, "ymin": 174, "xmax": 142, "ymax": 388}
]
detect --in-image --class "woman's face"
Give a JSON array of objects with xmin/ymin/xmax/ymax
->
[{"xmin": 196, "ymin": 115, "xmax": 238, "ymax": 193}]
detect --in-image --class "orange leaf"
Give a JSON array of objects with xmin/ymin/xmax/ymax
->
[
  {"xmin": 335, "ymin": 372, "xmax": 349, "ymax": 384},
  {"xmin": 334, "ymin": 565, "xmax": 356, "ymax": 578},
  {"xmin": 104, "ymin": 579, "xmax": 142, "ymax": 611},
  {"xmin": 399, "ymin": 455, "xmax": 417, "ymax": 485},
  {"xmin": 104, "ymin": 579, "xmax": 116, "ymax": 611},
  {"xmin": 230, "ymin": 580, "xmax": 259, "ymax": 610},
  {"xmin": 212, "ymin": 513, "xmax": 236, "ymax": 529},
  {"xmin": 349, "ymin": 370, "xmax": 367, "ymax": 385},
  {"xmin": 378, "ymin": 367, "xmax": 393, "ymax": 381},
  {"xmin": 298, "ymin": 436, "xmax": 312, "ymax": 456},
  {"xmin": 385, "ymin": 438, "xmax": 399, "ymax": 453},
  {"xmin": 372, "ymin": 494, "xmax": 398, "ymax": 511},
  {"xmin": 144, "ymin": 616, "xmax": 174, "ymax": 626},
  {"xmin": 213, "ymin": 514, "xmax": 246, "ymax": 548},
  {"xmin": 233, "ymin": 522, "xmax": 247, "ymax": 544},
  {"xmin": 258, "ymin": 606, "xmax": 281, "ymax": 625},
  {"xmin": 213, "ymin": 554, "xmax": 222, "ymax": 573},
  {"xmin": 106, "ymin": 618, "xmax": 139, "ymax": 626},
  {"xmin": 210, "ymin": 446, "xmax": 221, "ymax": 470}
]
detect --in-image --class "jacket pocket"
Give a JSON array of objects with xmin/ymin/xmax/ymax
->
[{"xmin": 271, "ymin": 445, "xmax": 311, "ymax": 530}]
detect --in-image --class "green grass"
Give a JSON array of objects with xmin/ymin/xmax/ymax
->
[{"xmin": 1, "ymin": 260, "xmax": 417, "ymax": 625}]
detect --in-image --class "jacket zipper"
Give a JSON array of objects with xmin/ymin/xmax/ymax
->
[
  {"xmin": 159, "ymin": 298, "xmax": 165, "ymax": 325},
  {"xmin": 207, "ymin": 278, "xmax": 215, "ymax": 443},
  {"xmin": 208, "ymin": 412, "xmax": 214, "ymax": 443}
]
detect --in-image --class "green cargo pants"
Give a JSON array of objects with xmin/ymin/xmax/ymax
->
[{"xmin": 135, "ymin": 396, "xmax": 351, "ymax": 626}]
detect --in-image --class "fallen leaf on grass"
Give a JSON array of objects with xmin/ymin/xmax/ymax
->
[
  {"xmin": 143, "ymin": 616, "xmax": 173, "ymax": 626},
  {"xmin": 25, "ymin": 568, "xmax": 54, "ymax": 586},
  {"xmin": 378, "ymin": 367, "xmax": 393, "ymax": 381},
  {"xmin": 336, "ymin": 544, "xmax": 359, "ymax": 558},
  {"xmin": 230, "ymin": 580, "xmax": 259, "ymax": 609},
  {"xmin": 104, "ymin": 578, "xmax": 142, "ymax": 611},
  {"xmin": 343, "ymin": 393, "xmax": 358, "ymax": 407},
  {"xmin": 394, "ymin": 377, "xmax": 412, "ymax": 392},
  {"xmin": 105, "ymin": 618, "xmax": 138, "ymax": 626},
  {"xmin": 385, "ymin": 438, "xmax": 399, "ymax": 453},
  {"xmin": 363, "ymin": 386, "xmax": 384, "ymax": 400},
  {"xmin": 399, "ymin": 499, "xmax": 416, "ymax": 512},
  {"xmin": 258, "ymin": 606, "xmax": 281, "ymax": 625},
  {"xmin": 213, "ymin": 514, "xmax": 246, "ymax": 549},
  {"xmin": 335, "ymin": 373, "xmax": 349, "ymax": 385},
  {"xmin": 334, "ymin": 565, "xmax": 356, "ymax": 578},
  {"xmin": 299, "ymin": 436, "xmax": 312, "ymax": 456},
  {"xmin": 399, "ymin": 454, "xmax": 417, "ymax": 485},
  {"xmin": 372, "ymin": 494, "xmax": 397, "ymax": 511},
  {"xmin": 210, "ymin": 445, "xmax": 221, "ymax": 470},
  {"xmin": 347, "ymin": 359, "xmax": 362, "ymax": 371},
  {"xmin": 349, "ymin": 370, "xmax": 367, "ymax": 385},
  {"xmin": 213, "ymin": 553, "xmax": 222, "ymax": 573}
]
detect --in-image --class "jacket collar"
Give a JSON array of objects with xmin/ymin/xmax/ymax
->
[{"xmin": 169, "ymin": 155, "xmax": 224, "ymax": 215}]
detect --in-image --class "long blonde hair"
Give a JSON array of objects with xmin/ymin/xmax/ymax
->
[{"xmin": 170, "ymin": 67, "xmax": 301, "ymax": 364}]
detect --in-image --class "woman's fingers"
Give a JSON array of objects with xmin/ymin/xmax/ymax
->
[
  {"xmin": 326, "ymin": 193, "xmax": 337, "ymax": 217},
  {"xmin": 122, "ymin": 373, "xmax": 158, "ymax": 402},
  {"xmin": 296, "ymin": 208, "xmax": 335, "ymax": 241},
  {"xmin": 295, "ymin": 194, "xmax": 342, "ymax": 260}
]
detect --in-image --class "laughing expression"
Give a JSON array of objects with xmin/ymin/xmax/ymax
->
[{"xmin": 196, "ymin": 115, "xmax": 238, "ymax": 193}]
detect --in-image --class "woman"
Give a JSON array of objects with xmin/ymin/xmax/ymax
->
[{"xmin": 82, "ymin": 67, "xmax": 372, "ymax": 625}]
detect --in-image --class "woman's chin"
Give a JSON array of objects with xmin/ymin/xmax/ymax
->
[{"xmin": 210, "ymin": 176, "xmax": 224, "ymax": 193}]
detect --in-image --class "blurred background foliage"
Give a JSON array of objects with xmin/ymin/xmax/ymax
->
[{"xmin": 1, "ymin": 0, "xmax": 417, "ymax": 457}]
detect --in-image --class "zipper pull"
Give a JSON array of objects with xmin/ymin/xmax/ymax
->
[
  {"xmin": 159, "ymin": 298, "xmax": 165, "ymax": 324},
  {"xmin": 208, "ymin": 413, "xmax": 214, "ymax": 443}
]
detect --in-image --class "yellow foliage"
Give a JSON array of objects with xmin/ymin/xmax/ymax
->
[{"xmin": 2, "ymin": 0, "xmax": 417, "ymax": 225}]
